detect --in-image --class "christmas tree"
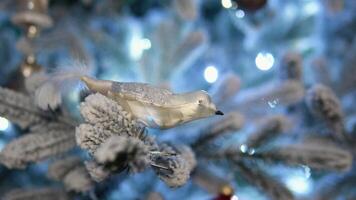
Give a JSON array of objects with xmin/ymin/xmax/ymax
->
[{"xmin": 0, "ymin": 0, "xmax": 355, "ymax": 200}]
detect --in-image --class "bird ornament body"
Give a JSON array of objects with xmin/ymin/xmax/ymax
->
[{"xmin": 80, "ymin": 76, "xmax": 223, "ymax": 129}]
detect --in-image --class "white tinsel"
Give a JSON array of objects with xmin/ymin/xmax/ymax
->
[
  {"xmin": 94, "ymin": 135, "xmax": 149, "ymax": 173},
  {"xmin": 0, "ymin": 123, "xmax": 75, "ymax": 169}
]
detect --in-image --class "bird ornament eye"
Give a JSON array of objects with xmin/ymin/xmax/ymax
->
[{"xmin": 198, "ymin": 99, "xmax": 203, "ymax": 104}]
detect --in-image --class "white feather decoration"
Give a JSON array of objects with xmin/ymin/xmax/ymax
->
[{"xmin": 34, "ymin": 61, "xmax": 91, "ymax": 110}]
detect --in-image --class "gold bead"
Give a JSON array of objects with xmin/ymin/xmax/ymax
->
[
  {"xmin": 27, "ymin": 25, "xmax": 38, "ymax": 38},
  {"xmin": 220, "ymin": 184, "xmax": 234, "ymax": 196},
  {"xmin": 26, "ymin": 55, "xmax": 36, "ymax": 64}
]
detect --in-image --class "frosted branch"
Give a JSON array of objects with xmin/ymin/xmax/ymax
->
[
  {"xmin": 94, "ymin": 135, "xmax": 149, "ymax": 173},
  {"xmin": 260, "ymin": 143, "xmax": 352, "ymax": 171},
  {"xmin": 76, "ymin": 93, "xmax": 155, "ymax": 155},
  {"xmin": 245, "ymin": 115, "xmax": 290, "ymax": 149},
  {"xmin": 233, "ymin": 160, "xmax": 294, "ymax": 200},
  {"xmin": 84, "ymin": 161, "xmax": 110, "ymax": 182},
  {"xmin": 0, "ymin": 123, "xmax": 76, "ymax": 169},
  {"xmin": 209, "ymin": 73, "xmax": 240, "ymax": 105},
  {"xmin": 48, "ymin": 156, "xmax": 82, "ymax": 181},
  {"xmin": 48, "ymin": 156, "xmax": 93, "ymax": 192},
  {"xmin": 3, "ymin": 188, "xmax": 69, "ymax": 200},
  {"xmin": 0, "ymin": 87, "xmax": 47, "ymax": 128},
  {"xmin": 306, "ymin": 84, "xmax": 346, "ymax": 140},
  {"xmin": 151, "ymin": 153, "xmax": 190, "ymax": 188},
  {"xmin": 193, "ymin": 112, "xmax": 244, "ymax": 148},
  {"xmin": 159, "ymin": 143, "xmax": 197, "ymax": 171},
  {"xmin": 228, "ymin": 80, "xmax": 304, "ymax": 113},
  {"xmin": 279, "ymin": 52, "xmax": 303, "ymax": 81}
]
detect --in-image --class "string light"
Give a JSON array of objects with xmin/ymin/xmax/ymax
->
[
  {"xmin": 0, "ymin": 116, "xmax": 10, "ymax": 131},
  {"xmin": 130, "ymin": 37, "xmax": 151, "ymax": 60},
  {"xmin": 235, "ymin": 10, "xmax": 245, "ymax": 18},
  {"xmin": 204, "ymin": 65, "xmax": 219, "ymax": 83},
  {"xmin": 303, "ymin": 1, "xmax": 320, "ymax": 16},
  {"xmin": 285, "ymin": 175, "xmax": 312, "ymax": 195},
  {"xmin": 240, "ymin": 144, "xmax": 248, "ymax": 153},
  {"xmin": 221, "ymin": 0, "xmax": 233, "ymax": 9},
  {"xmin": 255, "ymin": 52, "xmax": 274, "ymax": 71},
  {"xmin": 231, "ymin": 195, "xmax": 239, "ymax": 200}
]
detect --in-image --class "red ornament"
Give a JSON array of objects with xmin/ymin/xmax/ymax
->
[
  {"xmin": 213, "ymin": 185, "xmax": 234, "ymax": 200},
  {"xmin": 232, "ymin": 0, "xmax": 268, "ymax": 12},
  {"xmin": 213, "ymin": 194, "xmax": 233, "ymax": 200}
]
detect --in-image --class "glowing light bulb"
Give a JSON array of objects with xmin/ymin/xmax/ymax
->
[
  {"xmin": 0, "ymin": 117, "xmax": 10, "ymax": 131},
  {"xmin": 255, "ymin": 52, "xmax": 274, "ymax": 71},
  {"xmin": 231, "ymin": 195, "xmax": 239, "ymax": 200},
  {"xmin": 285, "ymin": 175, "xmax": 312, "ymax": 195},
  {"xmin": 140, "ymin": 38, "xmax": 151, "ymax": 50},
  {"xmin": 221, "ymin": 0, "xmax": 233, "ymax": 8},
  {"xmin": 204, "ymin": 65, "xmax": 219, "ymax": 83},
  {"xmin": 304, "ymin": 1, "xmax": 320, "ymax": 16},
  {"xmin": 240, "ymin": 144, "xmax": 248, "ymax": 153},
  {"xmin": 130, "ymin": 37, "xmax": 151, "ymax": 60},
  {"xmin": 235, "ymin": 10, "xmax": 245, "ymax": 18}
]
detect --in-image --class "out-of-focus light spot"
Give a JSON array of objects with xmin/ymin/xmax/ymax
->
[
  {"xmin": 204, "ymin": 65, "xmax": 219, "ymax": 83},
  {"xmin": 130, "ymin": 37, "xmax": 151, "ymax": 60},
  {"xmin": 268, "ymin": 99, "xmax": 279, "ymax": 108},
  {"xmin": 285, "ymin": 175, "xmax": 312, "ymax": 195},
  {"xmin": 302, "ymin": 165, "xmax": 311, "ymax": 179},
  {"xmin": 140, "ymin": 38, "xmax": 151, "ymax": 50},
  {"xmin": 303, "ymin": 1, "xmax": 320, "ymax": 16},
  {"xmin": 235, "ymin": 10, "xmax": 245, "ymax": 18},
  {"xmin": 231, "ymin": 195, "xmax": 239, "ymax": 200},
  {"xmin": 248, "ymin": 148, "xmax": 255, "ymax": 155},
  {"xmin": 255, "ymin": 52, "xmax": 274, "ymax": 71},
  {"xmin": 240, "ymin": 144, "xmax": 248, "ymax": 153},
  {"xmin": 221, "ymin": 0, "xmax": 232, "ymax": 8},
  {"xmin": 0, "ymin": 117, "xmax": 10, "ymax": 131}
]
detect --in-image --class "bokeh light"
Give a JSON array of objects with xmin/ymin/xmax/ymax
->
[
  {"xmin": 231, "ymin": 195, "xmax": 239, "ymax": 200},
  {"xmin": 235, "ymin": 10, "xmax": 245, "ymax": 18},
  {"xmin": 130, "ymin": 37, "xmax": 151, "ymax": 60},
  {"xmin": 255, "ymin": 52, "xmax": 275, "ymax": 71},
  {"xmin": 303, "ymin": 1, "xmax": 320, "ymax": 16},
  {"xmin": 221, "ymin": 0, "xmax": 232, "ymax": 9},
  {"xmin": 285, "ymin": 175, "xmax": 312, "ymax": 195},
  {"xmin": 0, "ymin": 116, "xmax": 9, "ymax": 131},
  {"xmin": 204, "ymin": 65, "xmax": 219, "ymax": 83}
]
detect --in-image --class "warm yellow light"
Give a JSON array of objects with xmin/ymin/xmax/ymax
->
[{"xmin": 221, "ymin": 0, "xmax": 232, "ymax": 9}]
